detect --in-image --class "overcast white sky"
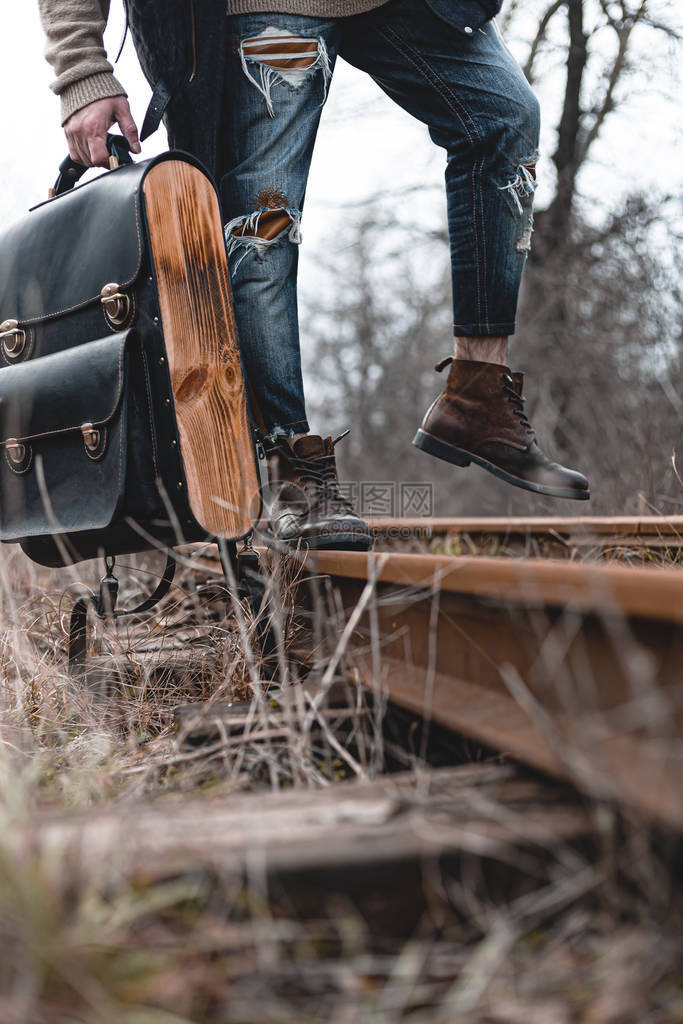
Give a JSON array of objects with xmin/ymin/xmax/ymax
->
[{"xmin": 1, "ymin": 2, "xmax": 680, "ymax": 288}]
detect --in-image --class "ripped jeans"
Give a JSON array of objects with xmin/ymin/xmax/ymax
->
[{"xmin": 164, "ymin": 0, "xmax": 540, "ymax": 435}]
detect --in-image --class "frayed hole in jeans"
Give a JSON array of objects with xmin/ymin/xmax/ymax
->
[
  {"xmin": 238, "ymin": 25, "xmax": 332, "ymax": 116},
  {"xmin": 224, "ymin": 205, "xmax": 303, "ymax": 273}
]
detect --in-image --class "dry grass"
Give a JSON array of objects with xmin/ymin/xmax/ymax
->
[{"xmin": 1, "ymin": 541, "xmax": 682, "ymax": 1023}]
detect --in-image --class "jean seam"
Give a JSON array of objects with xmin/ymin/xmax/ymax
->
[
  {"xmin": 471, "ymin": 161, "xmax": 482, "ymax": 329},
  {"xmin": 231, "ymin": 18, "xmax": 327, "ymax": 41},
  {"xmin": 454, "ymin": 321, "xmax": 515, "ymax": 327},
  {"xmin": 375, "ymin": 23, "xmax": 480, "ymax": 145},
  {"xmin": 477, "ymin": 157, "xmax": 489, "ymax": 329},
  {"xmin": 374, "ymin": 22, "xmax": 489, "ymax": 331}
]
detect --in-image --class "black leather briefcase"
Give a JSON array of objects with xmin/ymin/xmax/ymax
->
[
  {"xmin": 0, "ymin": 330, "xmax": 163, "ymax": 565},
  {"xmin": 0, "ymin": 139, "xmax": 261, "ymax": 569}
]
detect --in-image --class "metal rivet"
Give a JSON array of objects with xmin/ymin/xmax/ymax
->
[
  {"xmin": 153, "ymin": 316, "xmax": 159, "ymax": 323},
  {"xmin": 464, "ymin": 25, "xmax": 473, "ymax": 33},
  {"xmin": 165, "ymin": 398, "xmax": 171, "ymax": 405},
  {"xmin": 159, "ymin": 356, "xmax": 165, "ymax": 364},
  {"xmin": 177, "ymin": 481, "xmax": 183, "ymax": 489},
  {"xmin": 148, "ymin": 276, "xmax": 153, "ymax": 283},
  {"xmin": 171, "ymin": 439, "xmax": 177, "ymax": 447}
]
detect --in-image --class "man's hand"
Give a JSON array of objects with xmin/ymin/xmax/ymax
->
[{"xmin": 64, "ymin": 95, "xmax": 141, "ymax": 168}]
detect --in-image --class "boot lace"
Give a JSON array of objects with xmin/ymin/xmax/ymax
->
[
  {"xmin": 289, "ymin": 431, "xmax": 354, "ymax": 513},
  {"xmin": 500, "ymin": 373, "xmax": 535, "ymax": 438}
]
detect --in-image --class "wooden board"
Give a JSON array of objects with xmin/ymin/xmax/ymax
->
[
  {"xmin": 11, "ymin": 765, "xmax": 590, "ymax": 889},
  {"xmin": 143, "ymin": 160, "xmax": 259, "ymax": 538}
]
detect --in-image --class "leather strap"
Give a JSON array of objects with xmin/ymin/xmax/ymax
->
[
  {"xmin": 52, "ymin": 134, "xmax": 133, "ymax": 198},
  {"xmin": 68, "ymin": 550, "xmax": 177, "ymax": 673},
  {"xmin": 140, "ymin": 79, "xmax": 173, "ymax": 142},
  {"xmin": 52, "ymin": 155, "xmax": 88, "ymax": 198},
  {"xmin": 123, "ymin": 550, "xmax": 177, "ymax": 616}
]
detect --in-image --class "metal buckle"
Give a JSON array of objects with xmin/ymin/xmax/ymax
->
[
  {"xmin": 81, "ymin": 423, "xmax": 101, "ymax": 452},
  {"xmin": 100, "ymin": 283, "xmax": 131, "ymax": 326},
  {"xmin": 0, "ymin": 319, "xmax": 26, "ymax": 358},
  {"xmin": 5, "ymin": 439, "xmax": 26, "ymax": 464}
]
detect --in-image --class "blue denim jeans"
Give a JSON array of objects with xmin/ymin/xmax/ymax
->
[{"xmin": 164, "ymin": 0, "xmax": 539, "ymax": 435}]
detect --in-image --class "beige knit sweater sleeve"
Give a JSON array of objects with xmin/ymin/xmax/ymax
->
[{"xmin": 38, "ymin": 0, "xmax": 127, "ymax": 125}]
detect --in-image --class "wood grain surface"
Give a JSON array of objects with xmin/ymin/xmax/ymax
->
[{"xmin": 143, "ymin": 160, "xmax": 259, "ymax": 538}]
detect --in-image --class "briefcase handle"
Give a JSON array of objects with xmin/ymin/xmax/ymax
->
[{"xmin": 50, "ymin": 134, "xmax": 133, "ymax": 199}]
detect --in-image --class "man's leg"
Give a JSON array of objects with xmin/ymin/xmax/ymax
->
[
  {"xmin": 165, "ymin": 9, "xmax": 371, "ymax": 547},
  {"xmin": 165, "ymin": 8, "xmax": 333, "ymax": 436},
  {"xmin": 341, "ymin": 2, "xmax": 589, "ymax": 500}
]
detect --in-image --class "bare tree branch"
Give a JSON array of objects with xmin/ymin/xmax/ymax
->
[
  {"xmin": 577, "ymin": 0, "xmax": 647, "ymax": 165},
  {"xmin": 524, "ymin": 0, "xmax": 566, "ymax": 82},
  {"xmin": 641, "ymin": 14, "xmax": 682, "ymax": 39},
  {"xmin": 543, "ymin": 0, "xmax": 588, "ymax": 248}
]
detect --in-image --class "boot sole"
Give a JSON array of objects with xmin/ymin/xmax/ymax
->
[
  {"xmin": 263, "ymin": 529, "xmax": 374, "ymax": 553},
  {"xmin": 301, "ymin": 533, "xmax": 374, "ymax": 552},
  {"xmin": 413, "ymin": 429, "xmax": 590, "ymax": 501}
]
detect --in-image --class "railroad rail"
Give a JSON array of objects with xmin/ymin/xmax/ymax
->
[
  {"xmin": 179, "ymin": 517, "xmax": 683, "ymax": 830},
  {"xmin": 289, "ymin": 546, "xmax": 683, "ymax": 830},
  {"xmin": 364, "ymin": 515, "xmax": 683, "ymax": 556}
]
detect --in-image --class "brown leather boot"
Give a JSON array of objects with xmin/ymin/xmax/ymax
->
[
  {"xmin": 265, "ymin": 432, "xmax": 372, "ymax": 549},
  {"xmin": 413, "ymin": 357, "xmax": 590, "ymax": 500}
]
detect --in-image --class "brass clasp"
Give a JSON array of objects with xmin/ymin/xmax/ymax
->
[
  {"xmin": 81, "ymin": 423, "xmax": 101, "ymax": 452},
  {"xmin": 100, "ymin": 283, "xmax": 131, "ymax": 326},
  {"xmin": 0, "ymin": 319, "xmax": 26, "ymax": 358},
  {"xmin": 5, "ymin": 439, "xmax": 26, "ymax": 464}
]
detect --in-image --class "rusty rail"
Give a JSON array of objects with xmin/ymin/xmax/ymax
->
[
  {"xmin": 365, "ymin": 515, "xmax": 683, "ymax": 554},
  {"xmin": 294, "ymin": 548, "xmax": 683, "ymax": 831}
]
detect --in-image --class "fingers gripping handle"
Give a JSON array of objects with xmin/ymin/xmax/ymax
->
[{"xmin": 51, "ymin": 134, "xmax": 133, "ymax": 198}]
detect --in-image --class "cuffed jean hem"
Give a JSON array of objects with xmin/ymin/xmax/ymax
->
[
  {"xmin": 265, "ymin": 419, "xmax": 311, "ymax": 440},
  {"xmin": 453, "ymin": 322, "xmax": 516, "ymax": 336}
]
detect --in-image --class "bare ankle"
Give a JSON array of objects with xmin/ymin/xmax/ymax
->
[{"xmin": 454, "ymin": 336, "xmax": 508, "ymax": 365}]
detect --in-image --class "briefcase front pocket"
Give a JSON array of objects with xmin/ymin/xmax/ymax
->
[{"xmin": 0, "ymin": 330, "xmax": 162, "ymax": 557}]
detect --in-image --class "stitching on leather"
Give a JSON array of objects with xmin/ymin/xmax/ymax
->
[
  {"xmin": 18, "ymin": 200, "xmax": 144, "ymax": 326},
  {"xmin": 140, "ymin": 347, "xmax": 159, "ymax": 475},
  {"xmin": 0, "ymin": 336, "xmax": 128, "ymax": 445},
  {"xmin": 84, "ymin": 426, "xmax": 108, "ymax": 461},
  {"xmin": 114, "ymin": 343, "xmax": 126, "ymax": 513},
  {"xmin": 5, "ymin": 445, "xmax": 33, "ymax": 475}
]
